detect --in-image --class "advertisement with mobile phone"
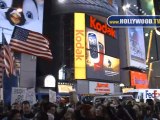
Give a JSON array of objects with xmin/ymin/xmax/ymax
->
[
  {"xmin": 86, "ymin": 28, "xmax": 105, "ymax": 65},
  {"xmin": 94, "ymin": 42, "xmax": 104, "ymax": 71},
  {"xmin": 86, "ymin": 28, "xmax": 120, "ymax": 81}
]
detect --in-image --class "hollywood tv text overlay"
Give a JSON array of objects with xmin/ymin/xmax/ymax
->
[{"xmin": 107, "ymin": 15, "xmax": 160, "ymax": 28}]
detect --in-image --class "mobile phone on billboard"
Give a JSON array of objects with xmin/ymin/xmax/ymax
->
[
  {"xmin": 88, "ymin": 32, "xmax": 99, "ymax": 63},
  {"xmin": 94, "ymin": 42, "xmax": 104, "ymax": 71}
]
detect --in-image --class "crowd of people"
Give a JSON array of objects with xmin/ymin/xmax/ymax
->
[{"xmin": 0, "ymin": 97, "xmax": 160, "ymax": 120}]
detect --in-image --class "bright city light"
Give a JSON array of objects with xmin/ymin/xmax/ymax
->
[
  {"xmin": 58, "ymin": 0, "xmax": 65, "ymax": 3},
  {"xmin": 126, "ymin": 4, "xmax": 130, "ymax": 8},
  {"xmin": 122, "ymin": 5, "xmax": 127, "ymax": 11},
  {"xmin": 16, "ymin": 8, "xmax": 22, "ymax": 12},
  {"xmin": 119, "ymin": 83, "xmax": 125, "ymax": 87},
  {"xmin": 122, "ymin": 4, "xmax": 130, "ymax": 11},
  {"xmin": 44, "ymin": 75, "xmax": 56, "ymax": 87},
  {"xmin": 145, "ymin": 33, "xmax": 149, "ymax": 37}
]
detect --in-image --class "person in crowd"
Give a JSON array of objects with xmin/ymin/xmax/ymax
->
[
  {"xmin": 124, "ymin": 100, "xmax": 137, "ymax": 120},
  {"xmin": 54, "ymin": 102, "xmax": 67, "ymax": 120},
  {"xmin": 33, "ymin": 111, "xmax": 48, "ymax": 120},
  {"xmin": 32, "ymin": 102, "xmax": 41, "ymax": 115},
  {"xmin": 21, "ymin": 100, "xmax": 34, "ymax": 120},
  {"xmin": 63, "ymin": 108, "xmax": 76, "ymax": 120},
  {"xmin": 47, "ymin": 102, "xmax": 57, "ymax": 120},
  {"xmin": 94, "ymin": 104, "xmax": 105, "ymax": 120},
  {"xmin": 104, "ymin": 99, "xmax": 121, "ymax": 120},
  {"xmin": 79, "ymin": 104, "xmax": 92, "ymax": 120},
  {"xmin": 143, "ymin": 106, "xmax": 154, "ymax": 120},
  {"xmin": 133, "ymin": 103, "xmax": 143, "ymax": 120},
  {"xmin": 7, "ymin": 109, "xmax": 22, "ymax": 120},
  {"xmin": 74, "ymin": 102, "xmax": 82, "ymax": 119},
  {"xmin": 11, "ymin": 102, "xmax": 21, "ymax": 111}
]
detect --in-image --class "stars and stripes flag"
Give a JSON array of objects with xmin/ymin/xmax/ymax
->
[
  {"xmin": 3, "ymin": 45, "xmax": 16, "ymax": 77},
  {"xmin": 0, "ymin": 51, "xmax": 4, "ymax": 86},
  {"xmin": 10, "ymin": 26, "xmax": 53, "ymax": 60},
  {"xmin": 2, "ymin": 33, "xmax": 16, "ymax": 77}
]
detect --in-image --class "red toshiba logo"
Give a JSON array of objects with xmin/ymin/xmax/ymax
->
[{"xmin": 90, "ymin": 16, "xmax": 116, "ymax": 38}]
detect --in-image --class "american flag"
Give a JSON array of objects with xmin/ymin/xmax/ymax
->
[
  {"xmin": 10, "ymin": 26, "xmax": 53, "ymax": 60},
  {"xmin": 2, "ymin": 33, "xmax": 16, "ymax": 77},
  {"xmin": 3, "ymin": 45, "xmax": 16, "ymax": 77},
  {"xmin": 0, "ymin": 51, "xmax": 4, "ymax": 87}
]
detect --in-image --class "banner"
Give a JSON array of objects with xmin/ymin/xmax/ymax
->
[
  {"xmin": 74, "ymin": 13, "xmax": 86, "ymax": 79},
  {"xmin": 11, "ymin": 87, "xmax": 27, "ymax": 105},
  {"xmin": 89, "ymin": 81, "xmax": 114, "ymax": 94},
  {"xmin": 26, "ymin": 88, "xmax": 36, "ymax": 105},
  {"xmin": 49, "ymin": 90, "xmax": 56, "ymax": 103}
]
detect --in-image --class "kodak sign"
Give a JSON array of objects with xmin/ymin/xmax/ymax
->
[
  {"xmin": 74, "ymin": 13, "xmax": 86, "ymax": 79},
  {"xmin": 89, "ymin": 16, "xmax": 116, "ymax": 38}
]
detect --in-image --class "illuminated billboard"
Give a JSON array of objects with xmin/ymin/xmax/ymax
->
[
  {"xmin": 127, "ymin": 27, "xmax": 146, "ymax": 69},
  {"xmin": 74, "ymin": 13, "xmax": 86, "ymax": 79},
  {"xmin": 0, "ymin": 0, "xmax": 44, "ymax": 43},
  {"xmin": 126, "ymin": 11, "xmax": 146, "ymax": 69},
  {"xmin": 86, "ymin": 15, "xmax": 120, "ymax": 81},
  {"xmin": 130, "ymin": 71, "xmax": 148, "ymax": 89},
  {"xmin": 58, "ymin": 84, "xmax": 73, "ymax": 93},
  {"xmin": 89, "ymin": 81, "xmax": 114, "ymax": 94}
]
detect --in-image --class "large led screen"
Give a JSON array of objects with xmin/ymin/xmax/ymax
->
[
  {"xmin": 126, "ymin": 11, "xmax": 146, "ymax": 70},
  {"xmin": 127, "ymin": 27, "xmax": 146, "ymax": 69},
  {"xmin": 130, "ymin": 71, "xmax": 148, "ymax": 89},
  {"xmin": 0, "ymin": 0, "xmax": 44, "ymax": 43},
  {"xmin": 86, "ymin": 27, "xmax": 120, "ymax": 81}
]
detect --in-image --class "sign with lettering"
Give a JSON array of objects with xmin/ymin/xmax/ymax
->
[
  {"xmin": 26, "ymin": 88, "xmax": 36, "ymax": 105},
  {"xmin": 89, "ymin": 81, "xmax": 114, "ymax": 94},
  {"xmin": 86, "ymin": 15, "xmax": 116, "ymax": 38},
  {"xmin": 130, "ymin": 71, "xmax": 148, "ymax": 89},
  {"xmin": 74, "ymin": 13, "xmax": 86, "ymax": 79},
  {"xmin": 11, "ymin": 87, "xmax": 27, "ymax": 105},
  {"xmin": 49, "ymin": 90, "xmax": 56, "ymax": 103}
]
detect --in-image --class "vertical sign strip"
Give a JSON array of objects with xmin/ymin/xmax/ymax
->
[{"xmin": 74, "ymin": 13, "xmax": 86, "ymax": 79}]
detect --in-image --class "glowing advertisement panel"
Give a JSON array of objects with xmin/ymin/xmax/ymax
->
[
  {"xmin": 126, "ymin": 11, "xmax": 146, "ymax": 69},
  {"xmin": 86, "ymin": 28, "xmax": 120, "ymax": 81},
  {"xmin": 58, "ymin": 84, "xmax": 73, "ymax": 93},
  {"xmin": 89, "ymin": 81, "xmax": 114, "ymax": 94},
  {"xmin": 130, "ymin": 71, "xmax": 148, "ymax": 89},
  {"xmin": 127, "ymin": 27, "xmax": 146, "ymax": 69},
  {"xmin": 74, "ymin": 13, "xmax": 86, "ymax": 79},
  {"xmin": 0, "ymin": 0, "xmax": 44, "ymax": 43}
]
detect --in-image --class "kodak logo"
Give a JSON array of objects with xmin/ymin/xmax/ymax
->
[{"xmin": 90, "ymin": 16, "xmax": 116, "ymax": 38}]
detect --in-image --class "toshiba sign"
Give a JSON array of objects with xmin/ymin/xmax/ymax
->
[
  {"xmin": 89, "ymin": 16, "xmax": 116, "ymax": 38},
  {"xmin": 74, "ymin": 13, "xmax": 86, "ymax": 79}
]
